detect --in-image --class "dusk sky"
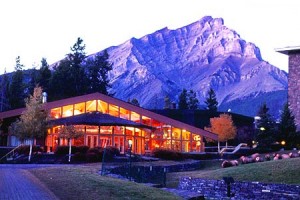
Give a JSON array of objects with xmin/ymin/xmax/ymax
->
[{"xmin": 1, "ymin": 0, "xmax": 299, "ymax": 73}]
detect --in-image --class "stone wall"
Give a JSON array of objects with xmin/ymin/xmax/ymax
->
[
  {"xmin": 179, "ymin": 177, "xmax": 300, "ymax": 199},
  {"xmin": 289, "ymin": 53, "xmax": 300, "ymax": 130}
]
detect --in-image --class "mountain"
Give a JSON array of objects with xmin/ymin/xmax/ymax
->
[{"xmin": 96, "ymin": 16, "xmax": 287, "ymax": 118}]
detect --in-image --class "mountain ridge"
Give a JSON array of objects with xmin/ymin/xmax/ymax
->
[{"xmin": 95, "ymin": 16, "xmax": 287, "ymax": 117}]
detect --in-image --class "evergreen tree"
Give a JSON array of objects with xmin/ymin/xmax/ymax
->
[
  {"xmin": 178, "ymin": 89, "xmax": 188, "ymax": 109},
  {"xmin": 49, "ymin": 38, "xmax": 88, "ymax": 100},
  {"xmin": 84, "ymin": 50, "xmax": 112, "ymax": 95},
  {"xmin": 27, "ymin": 67, "xmax": 39, "ymax": 96},
  {"xmin": 0, "ymin": 69, "xmax": 10, "ymax": 111},
  {"xmin": 278, "ymin": 103, "xmax": 297, "ymax": 147},
  {"xmin": 205, "ymin": 88, "xmax": 218, "ymax": 112},
  {"xmin": 8, "ymin": 56, "xmax": 25, "ymax": 109},
  {"xmin": 188, "ymin": 90, "xmax": 199, "ymax": 110},
  {"xmin": 255, "ymin": 103, "xmax": 276, "ymax": 147},
  {"xmin": 9, "ymin": 86, "xmax": 48, "ymax": 162},
  {"xmin": 36, "ymin": 58, "xmax": 51, "ymax": 93},
  {"xmin": 129, "ymin": 98, "xmax": 140, "ymax": 106}
]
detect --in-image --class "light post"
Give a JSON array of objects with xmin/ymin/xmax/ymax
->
[{"xmin": 128, "ymin": 139, "xmax": 132, "ymax": 181}]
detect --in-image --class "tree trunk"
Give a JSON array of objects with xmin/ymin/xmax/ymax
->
[
  {"xmin": 68, "ymin": 139, "xmax": 72, "ymax": 163},
  {"xmin": 218, "ymin": 141, "xmax": 220, "ymax": 153},
  {"xmin": 226, "ymin": 141, "xmax": 228, "ymax": 148},
  {"xmin": 28, "ymin": 139, "xmax": 33, "ymax": 162}
]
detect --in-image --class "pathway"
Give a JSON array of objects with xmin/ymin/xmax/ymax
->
[{"xmin": 0, "ymin": 164, "xmax": 59, "ymax": 200}]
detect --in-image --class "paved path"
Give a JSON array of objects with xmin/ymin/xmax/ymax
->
[{"xmin": 0, "ymin": 165, "xmax": 59, "ymax": 200}]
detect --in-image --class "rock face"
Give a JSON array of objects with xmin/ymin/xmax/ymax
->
[{"xmin": 95, "ymin": 16, "xmax": 288, "ymax": 117}]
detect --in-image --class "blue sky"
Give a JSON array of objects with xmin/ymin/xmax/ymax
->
[{"xmin": 1, "ymin": 0, "xmax": 299, "ymax": 73}]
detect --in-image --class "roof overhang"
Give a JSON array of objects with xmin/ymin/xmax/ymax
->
[
  {"xmin": 275, "ymin": 46, "xmax": 300, "ymax": 55},
  {"xmin": 49, "ymin": 111, "xmax": 154, "ymax": 130}
]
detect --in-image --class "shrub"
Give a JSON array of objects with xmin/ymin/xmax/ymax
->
[
  {"xmin": 16, "ymin": 145, "xmax": 42, "ymax": 155},
  {"xmin": 55, "ymin": 146, "xmax": 75, "ymax": 155},
  {"xmin": 73, "ymin": 152, "xmax": 86, "ymax": 162},
  {"xmin": 152, "ymin": 148, "xmax": 185, "ymax": 160},
  {"xmin": 86, "ymin": 147, "xmax": 104, "ymax": 162},
  {"xmin": 76, "ymin": 146, "xmax": 89, "ymax": 154}
]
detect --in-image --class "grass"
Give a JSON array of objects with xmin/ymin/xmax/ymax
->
[
  {"xmin": 29, "ymin": 163, "xmax": 182, "ymax": 200},
  {"xmin": 166, "ymin": 157, "xmax": 300, "ymax": 188}
]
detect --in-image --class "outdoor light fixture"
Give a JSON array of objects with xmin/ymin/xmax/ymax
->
[
  {"xmin": 260, "ymin": 127, "xmax": 265, "ymax": 131},
  {"xmin": 128, "ymin": 139, "xmax": 133, "ymax": 148},
  {"xmin": 281, "ymin": 140, "xmax": 286, "ymax": 146},
  {"xmin": 128, "ymin": 139, "xmax": 133, "ymax": 181}
]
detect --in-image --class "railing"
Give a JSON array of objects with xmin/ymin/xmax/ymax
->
[
  {"xmin": 220, "ymin": 143, "xmax": 248, "ymax": 154},
  {"xmin": 0, "ymin": 144, "xmax": 23, "ymax": 163}
]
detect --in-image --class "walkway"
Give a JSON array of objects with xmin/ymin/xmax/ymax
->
[{"xmin": 0, "ymin": 164, "xmax": 59, "ymax": 200}]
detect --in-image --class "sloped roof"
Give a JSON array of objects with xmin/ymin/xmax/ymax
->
[{"xmin": 49, "ymin": 111, "xmax": 154, "ymax": 130}]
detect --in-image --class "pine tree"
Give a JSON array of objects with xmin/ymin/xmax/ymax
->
[
  {"xmin": 49, "ymin": 38, "xmax": 88, "ymax": 99},
  {"xmin": 188, "ymin": 90, "xmax": 199, "ymax": 110},
  {"xmin": 9, "ymin": 86, "xmax": 48, "ymax": 162},
  {"xmin": 8, "ymin": 56, "xmax": 25, "ymax": 109},
  {"xmin": 255, "ymin": 103, "xmax": 276, "ymax": 147},
  {"xmin": 84, "ymin": 50, "xmax": 112, "ymax": 95},
  {"xmin": 36, "ymin": 58, "xmax": 51, "ymax": 93},
  {"xmin": 279, "ymin": 103, "xmax": 297, "ymax": 147},
  {"xmin": 0, "ymin": 69, "xmax": 10, "ymax": 111},
  {"xmin": 205, "ymin": 88, "xmax": 218, "ymax": 113},
  {"xmin": 178, "ymin": 89, "xmax": 188, "ymax": 109}
]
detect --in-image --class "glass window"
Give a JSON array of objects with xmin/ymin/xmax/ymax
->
[
  {"xmin": 182, "ymin": 141, "xmax": 190, "ymax": 152},
  {"xmin": 86, "ymin": 100, "xmax": 97, "ymax": 112},
  {"xmin": 74, "ymin": 102, "xmax": 85, "ymax": 115},
  {"xmin": 120, "ymin": 107, "xmax": 130, "ymax": 120},
  {"xmin": 86, "ymin": 126, "xmax": 99, "ymax": 134},
  {"xmin": 172, "ymin": 140, "xmax": 181, "ymax": 151},
  {"xmin": 131, "ymin": 112, "xmax": 140, "ymax": 123},
  {"xmin": 134, "ymin": 128, "xmax": 141, "ymax": 136},
  {"xmin": 62, "ymin": 105, "xmax": 73, "ymax": 117},
  {"xmin": 109, "ymin": 104, "xmax": 119, "ymax": 117},
  {"xmin": 100, "ymin": 126, "xmax": 112, "ymax": 134},
  {"xmin": 113, "ymin": 126, "xmax": 124, "ymax": 135},
  {"xmin": 182, "ymin": 130, "xmax": 190, "ymax": 140},
  {"xmin": 98, "ymin": 100, "xmax": 108, "ymax": 113},
  {"xmin": 191, "ymin": 133, "xmax": 202, "ymax": 152},
  {"xmin": 172, "ymin": 127, "xmax": 181, "ymax": 140},
  {"xmin": 162, "ymin": 125, "xmax": 171, "ymax": 140},
  {"xmin": 142, "ymin": 116, "xmax": 152, "ymax": 126},
  {"xmin": 125, "ymin": 127, "xmax": 134, "ymax": 136},
  {"xmin": 50, "ymin": 107, "xmax": 61, "ymax": 119}
]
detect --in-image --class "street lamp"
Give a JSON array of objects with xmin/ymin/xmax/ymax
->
[{"xmin": 128, "ymin": 139, "xmax": 133, "ymax": 181}]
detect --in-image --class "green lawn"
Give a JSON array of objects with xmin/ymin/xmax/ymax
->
[
  {"xmin": 167, "ymin": 157, "xmax": 300, "ymax": 188},
  {"xmin": 30, "ymin": 164, "xmax": 182, "ymax": 200}
]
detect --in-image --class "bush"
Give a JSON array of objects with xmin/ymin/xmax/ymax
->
[
  {"xmin": 152, "ymin": 148, "xmax": 185, "ymax": 160},
  {"xmin": 76, "ymin": 146, "xmax": 89, "ymax": 154},
  {"xmin": 86, "ymin": 147, "xmax": 103, "ymax": 162},
  {"xmin": 16, "ymin": 145, "xmax": 42, "ymax": 155},
  {"xmin": 73, "ymin": 152, "xmax": 86, "ymax": 162}
]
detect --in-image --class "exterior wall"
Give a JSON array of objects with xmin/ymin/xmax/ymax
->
[{"xmin": 289, "ymin": 53, "xmax": 300, "ymax": 130}]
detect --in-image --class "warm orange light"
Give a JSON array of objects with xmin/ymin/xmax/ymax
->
[{"xmin": 281, "ymin": 140, "xmax": 286, "ymax": 146}]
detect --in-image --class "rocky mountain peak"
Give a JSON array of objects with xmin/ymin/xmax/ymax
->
[{"xmin": 95, "ymin": 16, "xmax": 287, "ymax": 117}]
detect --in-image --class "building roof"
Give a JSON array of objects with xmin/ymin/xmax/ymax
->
[
  {"xmin": 50, "ymin": 111, "xmax": 154, "ymax": 130},
  {"xmin": 0, "ymin": 92, "xmax": 218, "ymax": 140},
  {"xmin": 275, "ymin": 46, "xmax": 300, "ymax": 55}
]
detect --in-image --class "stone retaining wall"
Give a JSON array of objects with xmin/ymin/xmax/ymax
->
[{"xmin": 179, "ymin": 177, "xmax": 300, "ymax": 199}]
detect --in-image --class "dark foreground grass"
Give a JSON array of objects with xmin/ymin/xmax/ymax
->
[
  {"xmin": 167, "ymin": 157, "xmax": 300, "ymax": 188},
  {"xmin": 29, "ymin": 164, "xmax": 182, "ymax": 200}
]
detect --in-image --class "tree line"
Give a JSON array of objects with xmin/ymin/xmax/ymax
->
[{"xmin": 0, "ymin": 37, "xmax": 112, "ymax": 111}]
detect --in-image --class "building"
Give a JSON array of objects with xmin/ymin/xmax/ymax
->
[
  {"xmin": 276, "ymin": 46, "xmax": 300, "ymax": 129},
  {"xmin": 0, "ymin": 93, "xmax": 217, "ymax": 154}
]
